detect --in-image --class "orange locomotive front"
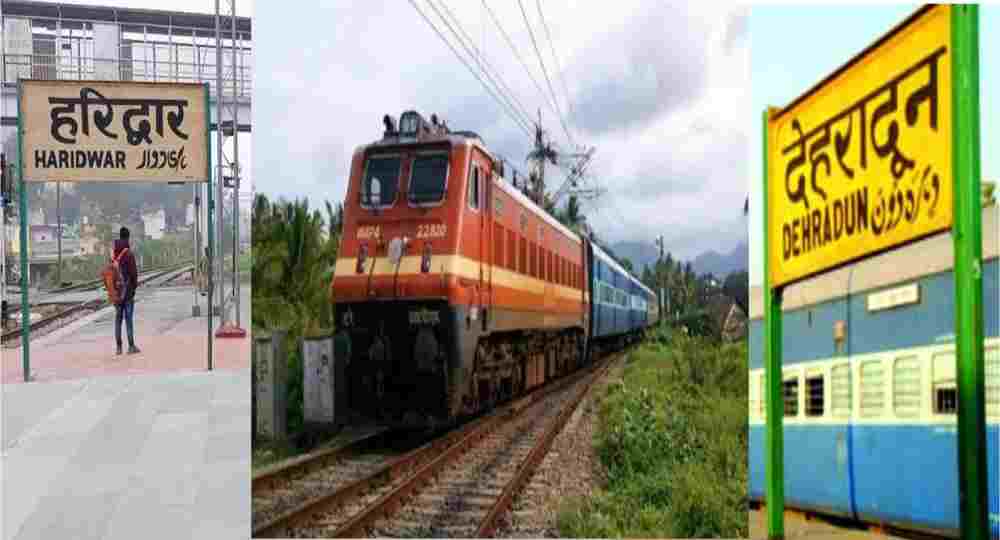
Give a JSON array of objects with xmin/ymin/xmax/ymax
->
[{"xmin": 331, "ymin": 111, "xmax": 589, "ymax": 429}]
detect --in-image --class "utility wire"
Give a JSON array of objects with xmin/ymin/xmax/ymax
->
[
  {"xmin": 535, "ymin": 0, "xmax": 576, "ymax": 140},
  {"xmin": 433, "ymin": 0, "xmax": 535, "ymax": 131},
  {"xmin": 409, "ymin": 0, "xmax": 533, "ymax": 137},
  {"xmin": 515, "ymin": 0, "xmax": 575, "ymax": 148},
  {"xmin": 480, "ymin": 0, "xmax": 563, "ymax": 141}
]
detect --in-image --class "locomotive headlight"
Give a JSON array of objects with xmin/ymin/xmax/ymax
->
[
  {"xmin": 421, "ymin": 242, "xmax": 432, "ymax": 273},
  {"xmin": 356, "ymin": 242, "xmax": 368, "ymax": 274}
]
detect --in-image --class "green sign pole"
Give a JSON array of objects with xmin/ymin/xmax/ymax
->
[
  {"xmin": 17, "ymin": 82, "xmax": 30, "ymax": 382},
  {"xmin": 205, "ymin": 83, "xmax": 214, "ymax": 372},
  {"xmin": 762, "ymin": 107, "xmax": 784, "ymax": 540},
  {"xmin": 951, "ymin": 6, "xmax": 988, "ymax": 540}
]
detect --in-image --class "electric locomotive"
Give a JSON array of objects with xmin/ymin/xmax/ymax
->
[{"xmin": 331, "ymin": 111, "xmax": 593, "ymax": 428}]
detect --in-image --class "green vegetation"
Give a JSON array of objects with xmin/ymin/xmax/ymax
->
[
  {"xmin": 44, "ymin": 234, "xmax": 192, "ymax": 288},
  {"xmin": 558, "ymin": 327, "xmax": 747, "ymax": 538},
  {"xmin": 252, "ymin": 194, "xmax": 343, "ymax": 436}
]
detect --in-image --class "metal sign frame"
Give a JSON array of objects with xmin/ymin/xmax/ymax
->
[
  {"xmin": 760, "ymin": 5, "xmax": 987, "ymax": 540},
  {"xmin": 15, "ymin": 81, "xmax": 216, "ymax": 382}
]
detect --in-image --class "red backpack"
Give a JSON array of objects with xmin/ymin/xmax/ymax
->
[{"xmin": 102, "ymin": 248, "xmax": 128, "ymax": 305}]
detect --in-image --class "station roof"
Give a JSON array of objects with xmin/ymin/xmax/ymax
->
[{"xmin": 2, "ymin": 0, "xmax": 251, "ymax": 36}]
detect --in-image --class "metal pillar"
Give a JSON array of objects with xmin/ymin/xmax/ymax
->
[
  {"xmin": 192, "ymin": 183, "xmax": 201, "ymax": 317},
  {"xmin": 230, "ymin": 0, "xmax": 241, "ymax": 327},
  {"xmin": 205, "ymin": 86, "xmax": 214, "ymax": 371},
  {"xmin": 56, "ymin": 181, "xmax": 61, "ymax": 286},
  {"xmin": 214, "ymin": 0, "xmax": 225, "ymax": 322},
  {"xmin": 762, "ymin": 107, "xmax": 784, "ymax": 540},
  {"xmin": 951, "ymin": 6, "xmax": 988, "ymax": 540},
  {"xmin": 17, "ymin": 84, "xmax": 30, "ymax": 381}
]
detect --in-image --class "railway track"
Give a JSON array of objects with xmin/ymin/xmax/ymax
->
[
  {"xmin": 252, "ymin": 351, "xmax": 620, "ymax": 538},
  {"xmin": 1, "ymin": 263, "xmax": 193, "ymax": 344}
]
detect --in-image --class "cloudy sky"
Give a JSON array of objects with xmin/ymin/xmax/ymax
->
[
  {"xmin": 254, "ymin": 0, "xmax": 749, "ymax": 261},
  {"xmin": 748, "ymin": 5, "xmax": 999, "ymax": 287}
]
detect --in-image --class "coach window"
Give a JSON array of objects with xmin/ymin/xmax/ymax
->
[
  {"xmin": 361, "ymin": 155, "xmax": 401, "ymax": 208},
  {"xmin": 468, "ymin": 163, "xmax": 481, "ymax": 210},
  {"xmin": 859, "ymin": 359, "xmax": 885, "ymax": 417},
  {"xmin": 892, "ymin": 355, "xmax": 921, "ymax": 418},
  {"xmin": 783, "ymin": 372, "xmax": 799, "ymax": 417},
  {"xmin": 409, "ymin": 153, "xmax": 449, "ymax": 205},
  {"xmin": 932, "ymin": 352, "xmax": 957, "ymax": 415},
  {"xmin": 830, "ymin": 363, "xmax": 852, "ymax": 418},
  {"xmin": 759, "ymin": 373, "xmax": 767, "ymax": 420},
  {"xmin": 987, "ymin": 347, "xmax": 1000, "ymax": 418},
  {"xmin": 805, "ymin": 371, "xmax": 824, "ymax": 417}
]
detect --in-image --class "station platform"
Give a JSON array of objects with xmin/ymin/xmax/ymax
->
[
  {"xmin": 1, "ymin": 368, "xmax": 250, "ymax": 540},
  {"xmin": 750, "ymin": 508, "xmax": 906, "ymax": 540},
  {"xmin": 2, "ymin": 284, "xmax": 250, "ymax": 384}
]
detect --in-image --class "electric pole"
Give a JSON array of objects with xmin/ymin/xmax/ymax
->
[
  {"xmin": 656, "ymin": 235, "xmax": 668, "ymax": 324},
  {"xmin": 527, "ymin": 110, "xmax": 557, "ymax": 207}
]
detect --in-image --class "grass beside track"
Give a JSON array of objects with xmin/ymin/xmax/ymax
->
[{"xmin": 557, "ymin": 328, "xmax": 748, "ymax": 538}]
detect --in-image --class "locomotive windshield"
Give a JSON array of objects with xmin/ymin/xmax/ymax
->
[
  {"xmin": 408, "ymin": 154, "xmax": 449, "ymax": 204},
  {"xmin": 361, "ymin": 156, "xmax": 401, "ymax": 207}
]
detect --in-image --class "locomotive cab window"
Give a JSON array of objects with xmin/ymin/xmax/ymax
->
[
  {"xmin": 468, "ymin": 164, "xmax": 481, "ymax": 210},
  {"xmin": 409, "ymin": 154, "xmax": 449, "ymax": 204},
  {"xmin": 361, "ymin": 155, "xmax": 401, "ymax": 208}
]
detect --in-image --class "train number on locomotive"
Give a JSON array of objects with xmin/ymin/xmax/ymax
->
[{"xmin": 416, "ymin": 223, "xmax": 447, "ymax": 239}]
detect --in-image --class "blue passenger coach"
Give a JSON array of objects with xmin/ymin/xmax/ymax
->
[
  {"xmin": 585, "ymin": 239, "xmax": 657, "ymax": 351},
  {"xmin": 748, "ymin": 207, "xmax": 1000, "ymax": 538}
]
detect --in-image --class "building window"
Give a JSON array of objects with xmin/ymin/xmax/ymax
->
[
  {"xmin": 783, "ymin": 375, "xmax": 799, "ymax": 417},
  {"xmin": 831, "ymin": 363, "xmax": 851, "ymax": 418},
  {"xmin": 860, "ymin": 360, "xmax": 885, "ymax": 417},
  {"xmin": 893, "ymin": 355, "xmax": 921, "ymax": 418},
  {"xmin": 805, "ymin": 374, "xmax": 824, "ymax": 417}
]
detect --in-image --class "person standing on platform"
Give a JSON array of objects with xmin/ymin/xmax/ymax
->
[{"xmin": 113, "ymin": 227, "xmax": 140, "ymax": 355}]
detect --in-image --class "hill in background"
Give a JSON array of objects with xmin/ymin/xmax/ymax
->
[{"xmin": 610, "ymin": 240, "xmax": 747, "ymax": 278}]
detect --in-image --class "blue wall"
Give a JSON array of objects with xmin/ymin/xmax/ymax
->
[{"xmin": 749, "ymin": 260, "xmax": 1000, "ymax": 370}]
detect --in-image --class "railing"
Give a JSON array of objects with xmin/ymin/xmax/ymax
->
[{"xmin": 1, "ymin": 14, "xmax": 252, "ymax": 98}]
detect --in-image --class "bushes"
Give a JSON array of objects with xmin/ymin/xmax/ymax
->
[{"xmin": 559, "ymin": 328, "xmax": 748, "ymax": 538}]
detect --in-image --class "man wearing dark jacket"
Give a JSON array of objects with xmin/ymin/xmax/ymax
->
[{"xmin": 113, "ymin": 227, "xmax": 140, "ymax": 355}]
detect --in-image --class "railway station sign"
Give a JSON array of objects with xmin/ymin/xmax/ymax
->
[
  {"xmin": 767, "ymin": 5, "xmax": 952, "ymax": 287},
  {"xmin": 762, "ymin": 5, "xmax": 987, "ymax": 540},
  {"xmin": 19, "ymin": 80, "xmax": 209, "ymax": 183}
]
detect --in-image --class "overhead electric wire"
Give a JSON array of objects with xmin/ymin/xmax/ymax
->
[
  {"xmin": 535, "ymin": 0, "xmax": 576, "ymax": 138},
  {"xmin": 408, "ymin": 0, "xmax": 533, "ymax": 138},
  {"xmin": 480, "ymin": 0, "xmax": 563, "ymax": 140},
  {"xmin": 515, "ymin": 0, "xmax": 575, "ymax": 148},
  {"xmin": 432, "ymin": 0, "xmax": 535, "ymax": 132}
]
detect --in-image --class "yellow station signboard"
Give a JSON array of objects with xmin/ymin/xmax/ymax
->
[
  {"xmin": 20, "ymin": 80, "xmax": 209, "ymax": 183},
  {"xmin": 767, "ymin": 5, "xmax": 952, "ymax": 287}
]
